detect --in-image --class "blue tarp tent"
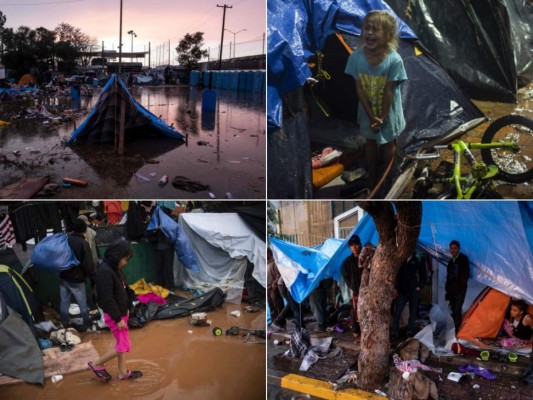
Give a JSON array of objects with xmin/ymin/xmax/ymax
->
[
  {"xmin": 270, "ymin": 201, "xmax": 533, "ymax": 304},
  {"xmin": 147, "ymin": 206, "xmax": 200, "ymax": 273},
  {"xmin": 68, "ymin": 74, "xmax": 185, "ymax": 144},
  {"xmin": 267, "ymin": 0, "xmax": 486, "ymax": 199}
]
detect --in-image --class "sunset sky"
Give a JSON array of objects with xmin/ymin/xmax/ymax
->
[{"xmin": 0, "ymin": 0, "xmax": 265, "ymax": 64}]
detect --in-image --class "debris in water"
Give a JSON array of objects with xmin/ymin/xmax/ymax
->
[
  {"xmin": 134, "ymin": 173, "xmax": 152, "ymax": 182},
  {"xmin": 12, "ymin": 150, "xmax": 21, "ymax": 156},
  {"xmin": 146, "ymin": 159, "xmax": 160, "ymax": 164},
  {"xmin": 197, "ymin": 159, "xmax": 209, "ymax": 163},
  {"xmin": 197, "ymin": 141, "xmax": 210, "ymax": 146},
  {"xmin": 374, "ymin": 389, "xmax": 387, "ymax": 397},
  {"xmin": 159, "ymin": 175, "xmax": 169, "ymax": 186},
  {"xmin": 187, "ymin": 330, "xmax": 193, "ymax": 334},
  {"xmin": 171, "ymin": 176, "xmax": 209, "ymax": 192},
  {"xmin": 208, "ymin": 192, "xmax": 216, "ymax": 199},
  {"xmin": 225, "ymin": 192, "xmax": 233, "ymax": 199},
  {"xmin": 230, "ymin": 310, "xmax": 241, "ymax": 317},
  {"xmin": 229, "ymin": 161, "xmax": 241, "ymax": 164}
]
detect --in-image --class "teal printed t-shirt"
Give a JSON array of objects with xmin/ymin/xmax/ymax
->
[{"xmin": 345, "ymin": 48, "xmax": 407, "ymax": 144}]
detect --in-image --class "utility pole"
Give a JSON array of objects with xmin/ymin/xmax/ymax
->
[
  {"xmin": 168, "ymin": 39, "xmax": 170, "ymax": 66},
  {"xmin": 217, "ymin": 4, "xmax": 232, "ymax": 71},
  {"xmin": 262, "ymin": 32, "xmax": 265, "ymax": 55},
  {"xmin": 118, "ymin": 0, "xmax": 123, "ymax": 74},
  {"xmin": 148, "ymin": 42, "xmax": 151, "ymax": 69}
]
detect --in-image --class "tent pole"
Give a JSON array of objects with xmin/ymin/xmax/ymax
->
[{"xmin": 118, "ymin": 96, "xmax": 126, "ymax": 155}]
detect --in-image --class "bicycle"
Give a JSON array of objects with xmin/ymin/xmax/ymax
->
[{"xmin": 407, "ymin": 114, "xmax": 533, "ymax": 199}]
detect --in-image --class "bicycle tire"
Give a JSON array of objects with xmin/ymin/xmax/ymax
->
[{"xmin": 481, "ymin": 114, "xmax": 533, "ymax": 183}]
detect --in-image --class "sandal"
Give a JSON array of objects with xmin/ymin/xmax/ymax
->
[
  {"xmin": 88, "ymin": 362, "xmax": 112, "ymax": 382},
  {"xmin": 117, "ymin": 370, "xmax": 143, "ymax": 380}
]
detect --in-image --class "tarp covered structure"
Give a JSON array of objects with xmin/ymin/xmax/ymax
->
[
  {"xmin": 386, "ymin": 0, "xmax": 533, "ymax": 102},
  {"xmin": 68, "ymin": 74, "xmax": 185, "ymax": 144},
  {"xmin": 270, "ymin": 201, "xmax": 533, "ymax": 304},
  {"xmin": 175, "ymin": 213, "xmax": 266, "ymax": 304},
  {"xmin": 267, "ymin": 0, "xmax": 485, "ymax": 198}
]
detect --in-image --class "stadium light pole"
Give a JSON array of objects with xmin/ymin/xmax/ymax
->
[{"xmin": 224, "ymin": 28, "xmax": 246, "ymax": 59}]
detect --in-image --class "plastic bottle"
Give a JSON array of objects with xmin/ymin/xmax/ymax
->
[{"xmin": 159, "ymin": 175, "xmax": 169, "ymax": 186}]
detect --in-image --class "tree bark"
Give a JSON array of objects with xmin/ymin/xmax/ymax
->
[{"xmin": 356, "ymin": 201, "xmax": 422, "ymax": 389}]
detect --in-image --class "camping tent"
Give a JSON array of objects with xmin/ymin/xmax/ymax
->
[
  {"xmin": 18, "ymin": 73, "xmax": 37, "ymax": 86},
  {"xmin": 270, "ymin": 201, "xmax": 533, "ymax": 305},
  {"xmin": 175, "ymin": 213, "xmax": 266, "ymax": 304},
  {"xmin": 457, "ymin": 287, "xmax": 533, "ymax": 348},
  {"xmin": 0, "ymin": 264, "xmax": 43, "ymax": 336},
  {"xmin": 267, "ymin": 0, "xmax": 486, "ymax": 198},
  {"xmin": 68, "ymin": 74, "xmax": 185, "ymax": 144},
  {"xmin": 0, "ymin": 293, "xmax": 44, "ymax": 385},
  {"xmin": 386, "ymin": 0, "xmax": 533, "ymax": 102}
]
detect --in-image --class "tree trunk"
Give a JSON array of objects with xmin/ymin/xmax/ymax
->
[{"xmin": 356, "ymin": 201, "xmax": 422, "ymax": 389}]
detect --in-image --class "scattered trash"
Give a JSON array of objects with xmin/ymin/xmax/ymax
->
[
  {"xmin": 172, "ymin": 176, "xmax": 209, "ymax": 192},
  {"xmin": 148, "ymin": 172, "xmax": 157, "ymax": 177},
  {"xmin": 12, "ymin": 150, "xmax": 21, "ymax": 156},
  {"xmin": 197, "ymin": 159, "xmax": 209, "ymax": 163},
  {"xmin": 230, "ymin": 310, "xmax": 241, "ymax": 317},
  {"xmin": 212, "ymin": 327, "xmax": 223, "ymax": 336},
  {"xmin": 159, "ymin": 175, "xmax": 169, "ymax": 186},
  {"xmin": 197, "ymin": 141, "xmax": 210, "ymax": 146},
  {"xmin": 473, "ymin": 384, "xmax": 480, "ymax": 389},
  {"xmin": 187, "ymin": 330, "xmax": 193, "ymax": 334},
  {"xmin": 508, "ymin": 352, "xmax": 518, "ymax": 363},
  {"xmin": 244, "ymin": 305, "xmax": 260, "ymax": 313},
  {"xmin": 63, "ymin": 177, "xmax": 88, "ymax": 187},
  {"xmin": 146, "ymin": 159, "xmax": 160, "ymax": 164},
  {"xmin": 447, "ymin": 372, "xmax": 466, "ymax": 383},
  {"xmin": 228, "ymin": 160, "xmax": 241, "ymax": 164},
  {"xmin": 511, "ymin": 385, "xmax": 516, "ymax": 390},
  {"xmin": 480, "ymin": 350, "xmax": 490, "ymax": 361},
  {"xmin": 273, "ymin": 339, "xmax": 281, "ymax": 345},
  {"xmin": 225, "ymin": 192, "xmax": 233, "ymax": 199},
  {"xmin": 331, "ymin": 370, "xmax": 358, "ymax": 391},
  {"xmin": 374, "ymin": 389, "xmax": 387, "ymax": 397},
  {"xmin": 63, "ymin": 182, "xmax": 72, "ymax": 188},
  {"xmin": 458, "ymin": 364, "xmax": 496, "ymax": 380},
  {"xmin": 51, "ymin": 374, "xmax": 63, "ymax": 383},
  {"xmin": 208, "ymin": 192, "xmax": 216, "ymax": 199},
  {"xmin": 134, "ymin": 173, "xmax": 152, "ymax": 182}
]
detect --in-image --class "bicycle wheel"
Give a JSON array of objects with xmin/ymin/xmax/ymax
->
[{"xmin": 481, "ymin": 114, "xmax": 533, "ymax": 183}]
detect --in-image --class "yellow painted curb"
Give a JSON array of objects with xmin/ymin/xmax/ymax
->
[{"xmin": 280, "ymin": 373, "xmax": 384, "ymax": 400}]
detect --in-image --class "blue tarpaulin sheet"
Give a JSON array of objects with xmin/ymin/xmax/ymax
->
[
  {"xmin": 147, "ymin": 206, "xmax": 200, "ymax": 273},
  {"xmin": 270, "ymin": 201, "xmax": 533, "ymax": 304}
]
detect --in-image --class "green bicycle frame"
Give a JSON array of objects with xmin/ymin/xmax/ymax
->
[{"xmin": 448, "ymin": 141, "xmax": 516, "ymax": 199}]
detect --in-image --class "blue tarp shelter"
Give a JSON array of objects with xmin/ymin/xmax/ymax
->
[
  {"xmin": 68, "ymin": 74, "xmax": 185, "ymax": 144},
  {"xmin": 270, "ymin": 201, "xmax": 533, "ymax": 304}
]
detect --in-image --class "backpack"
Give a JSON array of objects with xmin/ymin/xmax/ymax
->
[{"xmin": 358, "ymin": 243, "xmax": 376, "ymax": 270}]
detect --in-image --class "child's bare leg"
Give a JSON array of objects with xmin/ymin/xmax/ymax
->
[
  {"xmin": 117, "ymin": 353, "xmax": 127, "ymax": 378},
  {"xmin": 365, "ymin": 139, "xmax": 378, "ymax": 188},
  {"xmin": 95, "ymin": 349, "xmax": 119, "ymax": 366},
  {"xmin": 381, "ymin": 140, "xmax": 396, "ymax": 169}
]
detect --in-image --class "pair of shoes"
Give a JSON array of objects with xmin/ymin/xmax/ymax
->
[
  {"xmin": 60, "ymin": 341, "xmax": 74, "ymax": 352},
  {"xmin": 88, "ymin": 362, "xmax": 112, "ymax": 382},
  {"xmin": 117, "ymin": 370, "xmax": 143, "ymax": 380},
  {"xmin": 457, "ymin": 364, "xmax": 496, "ymax": 380}
]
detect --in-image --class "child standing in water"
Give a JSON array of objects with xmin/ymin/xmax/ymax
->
[
  {"xmin": 345, "ymin": 10, "xmax": 407, "ymax": 188},
  {"xmin": 88, "ymin": 239, "xmax": 142, "ymax": 382}
]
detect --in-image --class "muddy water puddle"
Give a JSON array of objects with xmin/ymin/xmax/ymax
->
[
  {"xmin": 0, "ymin": 86, "xmax": 265, "ymax": 199},
  {"xmin": 0, "ymin": 304, "xmax": 266, "ymax": 400}
]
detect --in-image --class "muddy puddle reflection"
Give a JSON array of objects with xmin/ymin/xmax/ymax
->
[
  {"xmin": 0, "ymin": 86, "xmax": 265, "ymax": 199},
  {"xmin": 0, "ymin": 303, "xmax": 266, "ymax": 400}
]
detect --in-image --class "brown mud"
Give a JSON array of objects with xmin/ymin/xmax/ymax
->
[{"xmin": 0, "ymin": 303, "xmax": 266, "ymax": 400}]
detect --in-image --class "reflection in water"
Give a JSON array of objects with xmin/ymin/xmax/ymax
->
[{"xmin": 0, "ymin": 86, "xmax": 265, "ymax": 198}]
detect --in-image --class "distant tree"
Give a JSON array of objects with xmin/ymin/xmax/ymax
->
[
  {"xmin": 175, "ymin": 32, "xmax": 209, "ymax": 71},
  {"xmin": 34, "ymin": 27, "xmax": 56, "ymax": 71}
]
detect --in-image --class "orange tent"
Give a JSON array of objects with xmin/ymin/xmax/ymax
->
[
  {"xmin": 457, "ymin": 287, "xmax": 533, "ymax": 348},
  {"xmin": 18, "ymin": 73, "xmax": 37, "ymax": 86}
]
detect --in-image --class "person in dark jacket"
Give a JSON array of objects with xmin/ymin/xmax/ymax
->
[
  {"xmin": 88, "ymin": 239, "xmax": 142, "ymax": 382},
  {"xmin": 341, "ymin": 234, "xmax": 363, "ymax": 335},
  {"xmin": 59, "ymin": 219, "xmax": 95, "ymax": 329},
  {"xmin": 146, "ymin": 225, "xmax": 175, "ymax": 290},
  {"xmin": 391, "ymin": 253, "xmax": 427, "ymax": 340},
  {"xmin": 445, "ymin": 240, "xmax": 470, "ymax": 332}
]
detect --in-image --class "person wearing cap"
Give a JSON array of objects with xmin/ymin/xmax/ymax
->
[
  {"xmin": 342, "ymin": 234, "xmax": 363, "ymax": 336},
  {"xmin": 59, "ymin": 219, "xmax": 96, "ymax": 330}
]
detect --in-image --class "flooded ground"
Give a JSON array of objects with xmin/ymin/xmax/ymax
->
[
  {"xmin": 0, "ymin": 85, "xmax": 265, "ymax": 199},
  {"xmin": 0, "ymin": 302, "xmax": 266, "ymax": 400}
]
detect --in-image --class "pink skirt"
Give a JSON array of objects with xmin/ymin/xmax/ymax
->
[{"xmin": 104, "ymin": 313, "xmax": 131, "ymax": 353}]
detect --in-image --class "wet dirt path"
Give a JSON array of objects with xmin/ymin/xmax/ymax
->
[{"xmin": 0, "ymin": 304, "xmax": 266, "ymax": 400}]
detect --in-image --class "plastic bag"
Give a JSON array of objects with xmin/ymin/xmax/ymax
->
[{"xmin": 31, "ymin": 233, "xmax": 79, "ymax": 272}]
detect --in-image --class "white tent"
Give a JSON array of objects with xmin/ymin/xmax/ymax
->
[{"xmin": 174, "ymin": 213, "xmax": 266, "ymax": 304}]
